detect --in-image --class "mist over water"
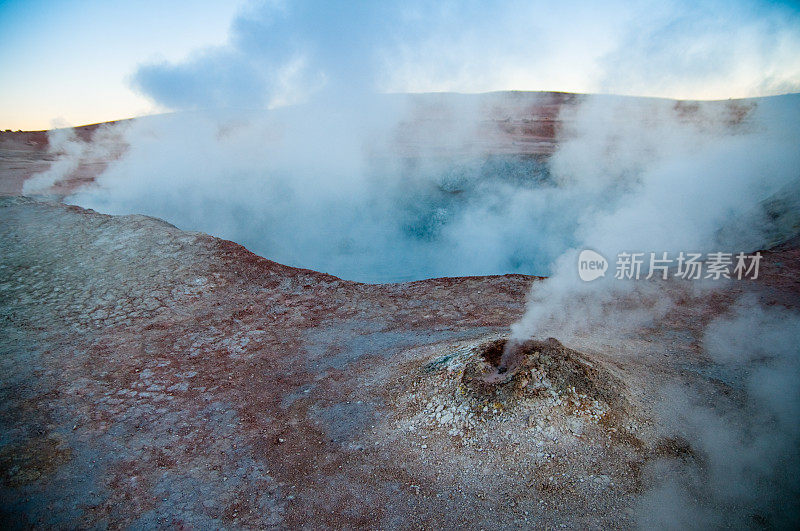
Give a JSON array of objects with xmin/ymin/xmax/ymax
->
[
  {"xmin": 58, "ymin": 0, "xmax": 800, "ymax": 283},
  {"xmin": 67, "ymin": 94, "xmax": 582, "ymax": 282},
  {"xmin": 65, "ymin": 93, "xmax": 800, "ymax": 286}
]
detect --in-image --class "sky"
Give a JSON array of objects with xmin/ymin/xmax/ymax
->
[
  {"xmin": 0, "ymin": 0, "xmax": 247, "ymax": 130},
  {"xmin": 1, "ymin": 0, "xmax": 800, "ymax": 130}
]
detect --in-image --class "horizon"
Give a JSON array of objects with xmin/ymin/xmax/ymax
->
[
  {"xmin": 5, "ymin": 89, "xmax": 800, "ymax": 133},
  {"xmin": 2, "ymin": 0, "xmax": 800, "ymax": 130}
]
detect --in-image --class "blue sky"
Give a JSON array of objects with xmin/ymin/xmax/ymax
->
[
  {"xmin": 0, "ymin": 0, "xmax": 246, "ymax": 129},
  {"xmin": 1, "ymin": 0, "xmax": 799, "ymax": 130}
]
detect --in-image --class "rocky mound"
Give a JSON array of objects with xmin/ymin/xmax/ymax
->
[{"xmin": 462, "ymin": 338, "xmax": 628, "ymax": 416}]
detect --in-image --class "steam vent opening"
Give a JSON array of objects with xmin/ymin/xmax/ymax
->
[
  {"xmin": 461, "ymin": 337, "xmax": 629, "ymax": 416},
  {"xmin": 479, "ymin": 339, "xmax": 506, "ymax": 369}
]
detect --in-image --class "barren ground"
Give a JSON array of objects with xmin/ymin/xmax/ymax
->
[{"xmin": 1, "ymin": 93, "xmax": 797, "ymax": 528}]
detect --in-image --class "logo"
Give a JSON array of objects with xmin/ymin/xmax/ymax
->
[{"xmin": 578, "ymin": 249, "xmax": 608, "ymax": 281}]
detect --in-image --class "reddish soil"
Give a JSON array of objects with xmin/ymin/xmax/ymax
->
[{"xmin": 0, "ymin": 93, "xmax": 797, "ymax": 528}]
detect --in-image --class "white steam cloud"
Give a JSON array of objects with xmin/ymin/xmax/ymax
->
[
  {"xmin": 132, "ymin": 0, "xmax": 800, "ymax": 108},
  {"xmin": 504, "ymin": 93, "xmax": 800, "ymax": 529},
  {"xmin": 22, "ymin": 126, "xmax": 85, "ymax": 195},
  {"xmin": 638, "ymin": 297, "xmax": 800, "ymax": 528},
  {"xmin": 65, "ymin": 95, "xmax": 585, "ymax": 282},
  {"xmin": 22, "ymin": 122, "xmax": 126, "ymax": 196},
  {"xmin": 511, "ymin": 94, "xmax": 800, "ymax": 341}
]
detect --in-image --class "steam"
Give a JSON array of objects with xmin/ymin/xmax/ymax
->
[
  {"xmin": 65, "ymin": 95, "xmax": 585, "ymax": 282},
  {"xmin": 22, "ymin": 122, "xmax": 126, "ymax": 195},
  {"xmin": 505, "ymin": 94, "xmax": 800, "ymax": 528},
  {"xmin": 60, "ymin": 92, "xmax": 800, "ymax": 526},
  {"xmin": 132, "ymin": 0, "xmax": 800, "ymax": 108},
  {"xmin": 638, "ymin": 297, "xmax": 800, "ymax": 528},
  {"xmin": 22, "ymin": 125, "xmax": 84, "ymax": 195},
  {"xmin": 511, "ymin": 94, "xmax": 800, "ymax": 341},
  {"xmin": 50, "ymin": 0, "xmax": 799, "ymax": 282}
]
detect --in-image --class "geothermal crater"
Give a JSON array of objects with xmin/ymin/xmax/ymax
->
[{"xmin": 1, "ymin": 92, "xmax": 799, "ymax": 528}]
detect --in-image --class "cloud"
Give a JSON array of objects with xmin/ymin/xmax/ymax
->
[
  {"xmin": 597, "ymin": 0, "xmax": 800, "ymax": 99},
  {"xmin": 130, "ymin": 0, "xmax": 800, "ymax": 110},
  {"xmin": 131, "ymin": 1, "xmax": 407, "ymax": 109}
]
